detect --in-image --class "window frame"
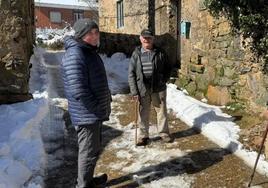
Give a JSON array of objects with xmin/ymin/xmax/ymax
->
[
  {"xmin": 116, "ymin": 0, "xmax": 124, "ymax": 28},
  {"xmin": 74, "ymin": 11, "xmax": 84, "ymax": 22},
  {"xmin": 50, "ymin": 11, "xmax": 62, "ymax": 23}
]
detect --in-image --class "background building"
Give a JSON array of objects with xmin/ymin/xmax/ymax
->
[
  {"xmin": 98, "ymin": 0, "xmax": 179, "ymax": 66},
  {"xmin": 99, "ymin": 0, "xmax": 268, "ymax": 112},
  {"xmin": 35, "ymin": 0, "xmax": 98, "ymax": 29}
]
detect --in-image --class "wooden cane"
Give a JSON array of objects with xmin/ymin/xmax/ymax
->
[
  {"xmin": 134, "ymin": 99, "xmax": 139, "ymax": 146},
  {"xmin": 248, "ymin": 123, "xmax": 268, "ymax": 187}
]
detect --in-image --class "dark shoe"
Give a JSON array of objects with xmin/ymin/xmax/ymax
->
[
  {"xmin": 93, "ymin": 173, "xmax": 108, "ymax": 185},
  {"xmin": 136, "ymin": 137, "xmax": 149, "ymax": 146},
  {"xmin": 160, "ymin": 134, "xmax": 173, "ymax": 143}
]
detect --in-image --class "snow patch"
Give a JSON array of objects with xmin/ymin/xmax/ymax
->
[{"xmin": 166, "ymin": 84, "xmax": 268, "ymax": 176}]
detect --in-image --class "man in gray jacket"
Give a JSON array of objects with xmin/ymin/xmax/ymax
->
[{"xmin": 128, "ymin": 29, "xmax": 172, "ymax": 146}]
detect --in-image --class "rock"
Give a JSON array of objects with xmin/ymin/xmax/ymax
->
[
  {"xmin": 0, "ymin": 93, "xmax": 32, "ymax": 104},
  {"xmin": 190, "ymin": 53, "xmax": 198, "ymax": 64},
  {"xmin": 238, "ymin": 75, "xmax": 247, "ymax": 86},
  {"xmin": 189, "ymin": 64, "xmax": 205, "ymax": 73},
  {"xmin": 215, "ymin": 40, "xmax": 231, "ymax": 49},
  {"xmin": 185, "ymin": 82, "xmax": 197, "ymax": 95},
  {"xmin": 208, "ymin": 58, "xmax": 217, "ymax": 66},
  {"xmin": 213, "ymin": 35, "xmax": 231, "ymax": 42},
  {"xmin": 195, "ymin": 74, "xmax": 209, "ymax": 92},
  {"xmin": 201, "ymin": 56, "xmax": 209, "ymax": 65},
  {"xmin": 253, "ymin": 136, "xmax": 263, "ymax": 147},
  {"xmin": 207, "ymin": 85, "xmax": 232, "ymax": 105},
  {"xmin": 175, "ymin": 75, "xmax": 190, "ymax": 88},
  {"xmin": 193, "ymin": 47, "xmax": 207, "ymax": 57},
  {"xmin": 215, "ymin": 65, "xmax": 224, "ymax": 77},
  {"xmin": 218, "ymin": 77, "xmax": 235, "ymax": 87},
  {"xmin": 210, "ymin": 49, "xmax": 226, "ymax": 58},
  {"xmin": 223, "ymin": 66, "xmax": 236, "ymax": 78},
  {"xmin": 204, "ymin": 66, "xmax": 216, "ymax": 83},
  {"xmin": 227, "ymin": 47, "xmax": 245, "ymax": 60},
  {"xmin": 240, "ymin": 67, "xmax": 251, "ymax": 74},
  {"xmin": 218, "ymin": 21, "xmax": 231, "ymax": 36}
]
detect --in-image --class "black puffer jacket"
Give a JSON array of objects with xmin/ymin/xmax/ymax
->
[{"xmin": 61, "ymin": 36, "xmax": 111, "ymax": 126}]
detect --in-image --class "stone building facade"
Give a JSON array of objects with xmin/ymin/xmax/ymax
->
[
  {"xmin": 177, "ymin": 0, "xmax": 268, "ymax": 112},
  {"xmin": 99, "ymin": 0, "xmax": 267, "ymax": 112},
  {"xmin": 99, "ymin": 0, "xmax": 179, "ymax": 66},
  {"xmin": 0, "ymin": 0, "xmax": 34, "ymax": 104}
]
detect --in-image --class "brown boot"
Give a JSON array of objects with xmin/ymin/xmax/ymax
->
[{"xmin": 136, "ymin": 137, "xmax": 149, "ymax": 146}]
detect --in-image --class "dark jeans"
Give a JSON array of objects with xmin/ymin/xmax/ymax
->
[{"xmin": 75, "ymin": 121, "xmax": 102, "ymax": 188}]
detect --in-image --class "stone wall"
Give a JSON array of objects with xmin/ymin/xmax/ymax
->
[
  {"xmin": 99, "ymin": 0, "xmax": 148, "ymax": 34},
  {"xmin": 0, "ymin": 0, "xmax": 34, "ymax": 104},
  {"xmin": 99, "ymin": 0, "xmax": 179, "ymax": 65},
  {"xmin": 177, "ymin": 0, "xmax": 268, "ymax": 112},
  {"xmin": 99, "ymin": 32, "xmax": 140, "ymax": 57}
]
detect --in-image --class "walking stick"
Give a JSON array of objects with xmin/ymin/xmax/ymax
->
[
  {"xmin": 134, "ymin": 99, "xmax": 139, "ymax": 146},
  {"xmin": 248, "ymin": 123, "xmax": 268, "ymax": 187}
]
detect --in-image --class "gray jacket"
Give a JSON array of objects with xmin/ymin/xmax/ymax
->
[{"xmin": 128, "ymin": 46, "xmax": 172, "ymax": 97}]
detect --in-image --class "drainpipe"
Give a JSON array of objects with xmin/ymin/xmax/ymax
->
[{"xmin": 176, "ymin": 0, "xmax": 181, "ymax": 69}]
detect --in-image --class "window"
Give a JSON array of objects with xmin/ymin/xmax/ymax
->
[
  {"xmin": 117, "ymin": 0, "xmax": 124, "ymax": 28},
  {"xmin": 74, "ymin": 12, "xmax": 84, "ymax": 22},
  {"xmin": 50, "ymin": 11, "xmax": 61, "ymax": 23}
]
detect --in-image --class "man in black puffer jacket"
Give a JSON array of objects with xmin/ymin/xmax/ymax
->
[{"xmin": 61, "ymin": 19, "xmax": 111, "ymax": 188}]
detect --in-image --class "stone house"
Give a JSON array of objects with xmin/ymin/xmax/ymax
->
[
  {"xmin": 0, "ymin": 0, "xmax": 35, "ymax": 104},
  {"xmin": 99, "ymin": 0, "xmax": 268, "ymax": 112},
  {"xmin": 178, "ymin": 0, "xmax": 268, "ymax": 112},
  {"xmin": 98, "ymin": 0, "xmax": 179, "ymax": 66},
  {"xmin": 35, "ymin": 0, "xmax": 98, "ymax": 29}
]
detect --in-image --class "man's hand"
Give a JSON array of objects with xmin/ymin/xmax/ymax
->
[
  {"xmin": 131, "ymin": 95, "xmax": 140, "ymax": 101},
  {"xmin": 262, "ymin": 110, "xmax": 268, "ymax": 120}
]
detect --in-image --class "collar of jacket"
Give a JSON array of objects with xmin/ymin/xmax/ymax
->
[
  {"xmin": 135, "ymin": 46, "xmax": 159, "ymax": 56},
  {"xmin": 75, "ymin": 38, "xmax": 98, "ymax": 52}
]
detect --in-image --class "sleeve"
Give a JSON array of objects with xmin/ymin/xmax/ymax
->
[{"xmin": 128, "ymin": 53, "xmax": 139, "ymax": 96}]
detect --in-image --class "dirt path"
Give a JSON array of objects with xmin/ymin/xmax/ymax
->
[{"xmin": 96, "ymin": 95, "xmax": 268, "ymax": 188}]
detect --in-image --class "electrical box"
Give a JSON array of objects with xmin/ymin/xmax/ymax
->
[{"xmin": 181, "ymin": 21, "xmax": 191, "ymax": 39}]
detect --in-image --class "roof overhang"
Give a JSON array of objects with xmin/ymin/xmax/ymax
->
[{"xmin": 35, "ymin": 2, "xmax": 98, "ymax": 11}]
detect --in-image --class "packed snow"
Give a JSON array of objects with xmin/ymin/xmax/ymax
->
[
  {"xmin": 103, "ymin": 97, "xmax": 195, "ymax": 187},
  {"xmin": 0, "ymin": 49, "xmax": 49, "ymax": 187}
]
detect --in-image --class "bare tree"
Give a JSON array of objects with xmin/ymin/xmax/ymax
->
[{"xmin": 79, "ymin": 0, "xmax": 99, "ymax": 21}]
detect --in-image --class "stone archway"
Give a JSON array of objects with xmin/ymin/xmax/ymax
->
[{"xmin": 0, "ymin": 0, "xmax": 35, "ymax": 104}]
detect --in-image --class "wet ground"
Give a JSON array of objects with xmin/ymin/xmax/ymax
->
[{"xmin": 95, "ymin": 96, "xmax": 268, "ymax": 188}]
